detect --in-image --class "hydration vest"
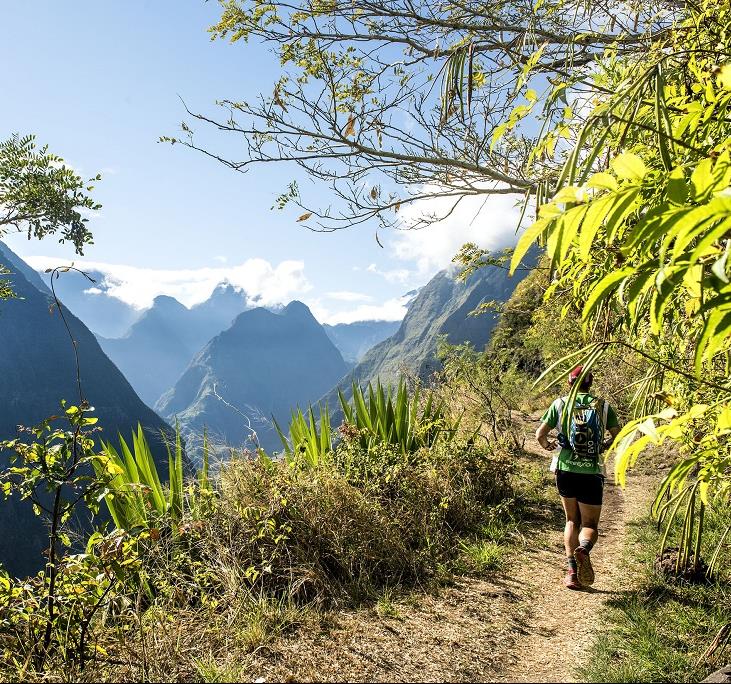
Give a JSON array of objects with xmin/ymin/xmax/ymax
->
[{"xmin": 556, "ymin": 395, "xmax": 609, "ymax": 461}]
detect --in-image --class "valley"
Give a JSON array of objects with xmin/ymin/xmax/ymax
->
[{"xmin": 1, "ymin": 1, "xmax": 729, "ymax": 681}]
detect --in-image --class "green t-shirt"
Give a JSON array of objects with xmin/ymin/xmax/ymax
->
[{"xmin": 541, "ymin": 393, "xmax": 619, "ymax": 474}]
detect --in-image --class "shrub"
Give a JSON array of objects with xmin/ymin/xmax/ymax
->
[{"xmin": 192, "ymin": 435, "xmax": 514, "ymax": 606}]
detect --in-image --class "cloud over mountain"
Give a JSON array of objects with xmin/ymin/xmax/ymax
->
[
  {"xmin": 391, "ymin": 188, "xmax": 527, "ymax": 274},
  {"xmin": 22, "ymin": 256, "xmax": 312, "ymax": 310}
]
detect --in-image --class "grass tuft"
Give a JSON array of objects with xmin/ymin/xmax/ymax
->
[
  {"xmin": 457, "ymin": 540, "xmax": 506, "ymax": 573},
  {"xmin": 376, "ymin": 588, "xmax": 402, "ymax": 619}
]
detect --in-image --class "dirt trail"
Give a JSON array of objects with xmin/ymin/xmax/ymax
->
[
  {"xmin": 249, "ymin": 415, "xmax": 653, "ymax": 683},
  {"xmin": 492, "ymin": 416, "xmax": 654, "ymax": 683}
]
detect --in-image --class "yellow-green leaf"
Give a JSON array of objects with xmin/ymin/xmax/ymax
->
[
  {"xmin": 582, "ymin": 267, "xmax": 635, "ymax": 321},
  {"xmin": 587, "ymin": 172, "xmax": 618, "ymax": 191},
  {"xmin": 511, "ymin": 218, "xmax": 550, "ymax": 274},
  {"xmin": 611, "ymin": 152, "xmax": 647, "ymax": 181}
]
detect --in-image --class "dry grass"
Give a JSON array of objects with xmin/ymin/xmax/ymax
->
[{"xmin": 47, "ymin": 437, "xmax": 517, "ymax": 682}]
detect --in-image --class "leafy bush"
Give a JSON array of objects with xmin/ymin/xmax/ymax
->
[
  {"xmin": 95, "ymin": 425, "xmax": 211, "ymax": 532},
  {"xmin": 276, "ymin": 379, "xmax": 463, "ymax": 469},
  {"xmin": 189, "ymin": 434, "xmax": 513, "ymax": 605},
  {"xmin": 275, "ymin": 406, "xmax": 332, "ymax": 467},
  {"xmin": 0, "ymin": 405, "xmax": 141, "ymax": 676}
]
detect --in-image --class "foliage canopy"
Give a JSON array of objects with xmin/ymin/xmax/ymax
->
[
  {"xmin": 0, "ymin": 134, "xmax": 99, "ymax": 254},
  {"xmin": 166, "ymin": 0, "xmax": 677, "ymax": 231},
  {"xmin": 508, "ymin": 0, "xmax": 731, "ymax": 573}
]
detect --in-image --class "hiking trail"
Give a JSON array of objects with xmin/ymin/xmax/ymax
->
[
  {"xmin": 491, "ymin": 415, "xmax": 653, "ymax": 683},
  {"xmin": 248, "ymin": 414, "xmax": 654, "ymax": 683}
]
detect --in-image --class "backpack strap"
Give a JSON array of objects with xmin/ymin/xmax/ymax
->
[{"xmin": 556, "ymin": 396, "xmax": 570, "ymax": 446}]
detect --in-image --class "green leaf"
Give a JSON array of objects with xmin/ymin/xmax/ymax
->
[
  {"xmin": 511, "ymin": 218, "xmax": 549, "ymax": 274},
  {"xmin": 583, "ymin": 267, "xmax": 635, "ymax": 321},
  {"xmin": 695, "ymin": 308, "xmax": 731, "ymax": 374},
  {"xmin": 667, "ymin": 167, "xmax": 688, "ymax": 206},
  {"xmin": 587, "ymin": 172, "xmax": 618, "ymax": 191},
  {"xmin": 611, "ymin": 152, "xmax": 647, "ymax": 181}
]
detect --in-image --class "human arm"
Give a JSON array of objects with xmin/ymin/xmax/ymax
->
[
  {"xmin": 602, "ymin": 403, "xmax": 621, "ymax": 450},
  {"xmin": 603, "ymin": 426, "xmax": 621, "ymax": 450},
  {"xmin": 536, "ymin": 421, "xmax": 558, "ymax": 451}
]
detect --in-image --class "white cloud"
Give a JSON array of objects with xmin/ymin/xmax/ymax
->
[
  {"xmin": 391, "ymin": 187, "xmax": 527, "ymax": 275},
  {"xmin": 365, "ymin": 263, "xmax": 412, "ymax": 284},
  {"xmin": 22, "ymin": 256, "xmax": 312, "ymax": 310},
  {"xmin": 325, "ymin": 291, "xmax": 373, "ymax": 303},
  {"xmin": 308, "ymin": 294, "xmax": 410, "ymax": 325}
]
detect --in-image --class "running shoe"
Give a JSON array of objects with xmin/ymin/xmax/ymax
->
[
  {"xmin": 563, "ymin": 571, "xmax": 581, "ymax": 590},
  {"xmin": 574, "ymin": 546, "xmax": 595, "ymax": 586}
]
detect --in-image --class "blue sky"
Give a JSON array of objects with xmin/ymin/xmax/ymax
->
[{"xmin": 1, "ymin": 0, "xmax": 521, "ymax": 324}]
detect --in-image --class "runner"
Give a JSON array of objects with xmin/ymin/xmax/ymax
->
[{"xmin": 535, "ymin": 366, "xmax": 621, "ymax": 590}]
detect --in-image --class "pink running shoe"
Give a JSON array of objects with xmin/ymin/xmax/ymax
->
[{"xmin": 563, "ymin": 571, "xmax": 581, "ymax": 590}]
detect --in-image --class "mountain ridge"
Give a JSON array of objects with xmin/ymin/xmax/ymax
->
[
  {"xmin": 156, "ymin": 301, "xmax": 350, "ymax": 454},
  {"xmin": 0, "ymin": 243, "xmax": 174, "ymax": 577},
  {"xmin": 321, "ymin": 260, "xmax": 532, "ymax": 407},
  {"xmin": 98, "ymin": 284, "xmax": 250, "ymax": 407}
]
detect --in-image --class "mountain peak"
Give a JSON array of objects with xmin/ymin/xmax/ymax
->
[
  {"xmin": 152, "ymin": 294, "xmax": 187, "ymax": 311},
  {"xmin": 283, "ymin": 300, "xmax": 313, "ymax": 318},
  {"xmin": 204, "ymin": 281, "xmax": 247, "ymax": 302}
]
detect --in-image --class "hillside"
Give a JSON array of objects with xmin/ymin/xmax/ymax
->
[
  {"xmin": 98, "ymin": 283, "xmax": 249, "ymax": 406},
  {"xmin": 323, "ymin": 262, "xmax": 530, "ymax": 404},
  {"xmin": 0, "ymin": 244, "xmax": 173, "ymax": 578},
  {"xmin": 156, "ymin": 301, "xmax": 349, "ymax": 453},
  {"xmin": 0, "ymin": 241, "xmax": 53, "ymax": 295}
]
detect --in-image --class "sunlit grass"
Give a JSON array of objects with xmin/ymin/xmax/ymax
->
[{"xmin": 580, "ymin": 505, "xmax": 731, "ymax": 683}]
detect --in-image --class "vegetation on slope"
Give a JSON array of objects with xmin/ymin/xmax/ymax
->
[
  {"xmin": 581, "ymin": 502, "xmax": 731, "ymax": 683},
  {"xmin": 0, "ymin": 380, "xmax": 525, "ymax": 682}
]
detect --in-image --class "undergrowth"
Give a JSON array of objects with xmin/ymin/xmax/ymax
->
[
  {"xmin": 580, "ymin": 503, "xmax": 731, "ymax": 683},
  {"xmin": 0, "ymin": 396, "xmax": 531, "ymax": 682},
  {"xmin": 109, "ymin": 436, "xmax": 523, "ymax": 680}
]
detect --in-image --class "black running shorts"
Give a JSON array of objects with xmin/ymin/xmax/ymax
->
[{"xmin": 555, "ymin": 470, "xmax": 604, "ymax": 506}]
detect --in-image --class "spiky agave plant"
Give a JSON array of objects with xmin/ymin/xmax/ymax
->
[
  {"xmin": 95, "ymin": 424, "xmax": 186, "ymax": 531},
  {"xmin": 339, "ymin": 379, "xmax": 461, "ymax": 456},
  {"xmin": 275, "ymin": 380, "xmax": 462, "ymax": 468},
  {"xmin": 274, "ymin": 406, "xmax": 332, "ymax": 467}
]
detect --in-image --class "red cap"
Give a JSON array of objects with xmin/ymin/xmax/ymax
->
[{"xmin": 569, "ymin": 365, "xmax": 593, "ymax": 386}]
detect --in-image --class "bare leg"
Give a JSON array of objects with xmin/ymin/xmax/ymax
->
[
  {"xmin": 577, "ymin": 503, "xmax": 602, "ymax": 549},
  {"xmin": 559, "ymin": 496, "xmax": 581, "ymax": 559}
]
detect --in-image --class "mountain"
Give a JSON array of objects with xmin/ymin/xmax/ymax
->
[
  {"xmin": 0, "ymin": 241, "xmax": 53, "ymax": 295},
  {"xmin": 29, "ymin": 264, "xmax": 141, "ymax": 338},
  {"xmin": 324, "ymin": 262, "xmax": 532, "ymax": 402},
  {"xmin": 98, "ymin": 283, "xmax": 249, "ymax": 407},
  {"xmin": 0, "ymin": 244, "xmax": 173, "ymax": 578},
  {"xmin": 98, "ymin": 295, "xmax": 197, "ymax": 407},
  {"xmin": 156, "ymin": 301, "xmax": 349, "ymax": 453},
  {"xmin": 190, "ymin": 282, "xmax": 251, "ymax": 333},
  {"xmin": 323, "ymin": 320, "xmax": 401, "ymax": 363}
]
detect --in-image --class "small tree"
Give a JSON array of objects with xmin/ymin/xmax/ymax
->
[
  {"xmin": 0, "ymin": 403, "xmax": 125, "ymax": 672},
  {"xmin": 0, "ymin": 133, "xmax": 100, "ymax": 301}
]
